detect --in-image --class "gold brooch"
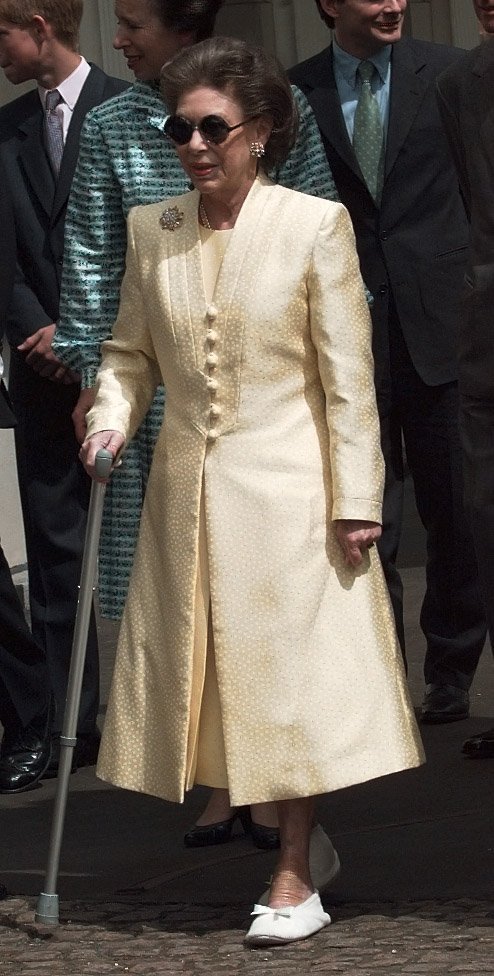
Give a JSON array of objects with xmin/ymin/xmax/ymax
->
[{"xmin": 159, "ymin": 206, "xmax": 184, "ymax": 231}]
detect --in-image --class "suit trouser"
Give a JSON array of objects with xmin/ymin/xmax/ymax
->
[
  {"xmin": 376, "ymin": 314, "xmax": 487, "ymax": 689},
  {"xmin": 458, "ymin": 394, "xmax": 494, "ymax": 647},
  {"xmin": 8, "ymin": 353, "xmax": 99, "ymax": 735},
  {"xmin": 0, "ymin": 542, "xmax": 48, "ymax": 735}
]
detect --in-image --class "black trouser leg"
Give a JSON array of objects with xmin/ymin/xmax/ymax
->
[
  {"xmin": 0, "ymin": 543, "xmax": 48, "ymax": 732},
  {"xmin": 8, "ymin": 354, "xmax": 99, "ymax": 735},
  {"xmin": 459, "ymin": 395, "xmax": 494, "ymax": 649},
  {"xmin": 376, "ymin": 397, "xmax": 406, "ymax": 658},
  {"xmin": 389, "ymin": 333, "xmax": 487, "ymax": 690}
]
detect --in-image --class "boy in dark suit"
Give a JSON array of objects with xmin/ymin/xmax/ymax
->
[
  {"xmin": 0, "ymin": 0, "xmax": 127, "ymax": 773},
  {"xmin": 0, "ymin": 169, "xmax": 52, "ymax": 793},
  {"xmin": 437, "ymin": 0, "xmax": 494, "ymax": 758},
  {"xmin": 290, "ymin": 0, "xmax": 487, "ymax": 725}
]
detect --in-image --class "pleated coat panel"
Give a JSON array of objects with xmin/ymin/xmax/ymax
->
[{"xmin": 88, "ymin": 179, "xmax": 424, "ymax": 805}]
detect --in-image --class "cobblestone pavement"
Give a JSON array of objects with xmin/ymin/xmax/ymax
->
[{"xmin": 1, "ymin": 896, "xmax": 493, "ymax": 975}]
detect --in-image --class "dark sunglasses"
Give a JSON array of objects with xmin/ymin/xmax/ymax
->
[{"xmin": 164, "ymin": 113, "xmax": 257, "ymax": 146}]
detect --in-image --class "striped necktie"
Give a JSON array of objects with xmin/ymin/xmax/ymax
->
[
  {"xmin": 353, "ymin": 61, "xmax": 384, "ymax": 203},
  {"xmin": 44, "ymin": 89, "xmax": 64, "ymax": 177}
]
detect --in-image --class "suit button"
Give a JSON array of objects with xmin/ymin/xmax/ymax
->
[
  {"xmin": 206, "ymin": 352, "xmax": 218, "ymax": 367},
  {"xmin": 380, "ymin": 231, "xmax": 388, "ymax": 242},
  {"xmin": 206, "ymin": 329, "xmax": 218, "ymax": 345},
  {"xmin": 378, "ymin": 284, "xmax": 388, "ymax": 295},
  {"xmin": 207, "ymin": 429, "xmax": 219, "ymax": 442},
  {"xmin": 210, "ymin": 403, "xmax": 221, "ymax": 419},
  {"xmin": 206, "ymin": 304, "xmax": 218, "ymax": 320},
  {"xmin": 206, "ymin": 377, "xmax": 218, "ymax": 391}
]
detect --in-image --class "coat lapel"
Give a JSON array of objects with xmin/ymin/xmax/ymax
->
[
  {"xmin": 163, "ymin": 179, "xmax": 276, "ymax": 382},
  {"xmin": 17, "ymin": 98, "xmax": 55, "ymax": 218},
  {"xmin": 385, "ymin": 41, "xmax": 428, "ymax": 179},
  {"xmin": 51, "ymin": 65, "xmax": 110, "ymax": 224},
  {"xmin": 303, "ymin": 47, "xmax": 363, "ymax": 184}
]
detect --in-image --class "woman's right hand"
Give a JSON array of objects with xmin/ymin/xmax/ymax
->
[{"xmin": 79, "ymin": 430, "xmax": 125, "ymax": 482}]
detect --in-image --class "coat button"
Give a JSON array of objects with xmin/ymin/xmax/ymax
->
[
  {"xmin": 207, "ymin": 429, "xmax": 219, "ymax": 442},
  {"xmin": 206, "ymin": 329, "xmax": 218, "ymax": 344},
  {"xmin": 210, "ymin": 403, "xmax": 221, "ymax": 419},
  {"xmin": 206, "ymin": 304, "xmax": 218, "ymax": 320},
  {"xmin": 206, "ymin": 377, "xmax": 218, "ymax": 391},
  {"xmin": 206, "ymin": 352, "xmax": 218, "ymax": 367}
]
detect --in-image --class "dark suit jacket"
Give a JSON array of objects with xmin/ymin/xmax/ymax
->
[
  {"xmin": 0, "ymin": 64, "xmax": 128, "ymax": 347},
  {"xmin": 290, "ymin": 38, "xmax": 469, "ymax": 392},
  {"xmin": 0, "ymin": 163, "xmax": 16, "ymax": 429},
  {"xmin": 437, "ymin": 40, "xmax": 494, "ymax": 400}
]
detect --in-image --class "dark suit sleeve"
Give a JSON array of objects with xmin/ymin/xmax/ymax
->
[
  {"xmin": 436, "ymin": 78, "xmax": 471, "ymax": 220},
  {"xmin": 0, "ymin": 166, "xmax": 15, "ymax": 337},
  {"xmin": 5, "ymin": 263, "xmax": 53, "ymax": 347}
]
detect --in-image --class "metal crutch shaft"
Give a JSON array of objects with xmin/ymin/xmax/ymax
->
[{"xmin": 35, "ymin": 448, "xmax": 114, "ymax": 925}]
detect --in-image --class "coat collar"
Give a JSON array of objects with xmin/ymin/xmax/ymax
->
[
  {"xmin": 471, "ymin": 37, "xmax": 494, "ymax": 77},
  {"xmin": 384, "ymin": 39, "xmax": 429, "ymax": 179},
  {"xmin": 163, "ymin": 175, "xmax": 274, "ymax": 370},
  {"xmin": 17, "ymin": 97, "xmax": 55, "ymax": 218}
]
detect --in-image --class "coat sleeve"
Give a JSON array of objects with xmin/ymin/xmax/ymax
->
[
  {"xmin": 274, "ymin": 86, "xmax": 340, "ymax": 202},
  {"xmin": 307, "ymin": 202, "xmax": 384, "ymax": 523},
  {"xmin": 5, "ymin": 264, "xmax": 53, "ymax": 347},
  {"xmin": 436, "ymin": 79, "xmax": 471, "ymax": 220},
  {"xmin": 53, "ymin": 110, "xmax": 129, "ymax": 386},
  {"xmin": 86, "ymin": 208, "xmax": 162, "ymax": 443}
]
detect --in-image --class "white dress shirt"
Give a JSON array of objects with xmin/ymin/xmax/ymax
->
[{"xmin": 38, "ymin": 56, "xmax": 91, "ymax": 141}]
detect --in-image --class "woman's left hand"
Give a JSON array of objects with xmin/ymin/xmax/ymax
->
[{"xmin": 334, "ymin": 520, "xmax": 382, "ymax": 568}]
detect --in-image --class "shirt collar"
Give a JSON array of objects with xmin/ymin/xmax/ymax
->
[
  {"xmin": 332, "ymin": 40, "xmax": 392, "ymax": 89},
  {"xmin": 38, "ymin": 56, "xmax": 91, "ymax": 111}
]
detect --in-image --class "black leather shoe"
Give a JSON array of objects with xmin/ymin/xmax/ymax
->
[
  {"xmin": 421, "ymin": 684, "xmax": 469, "ymax": 724},
  {"xmin": 462, "ymin": 727, "xmax": 494, "ymax": 759},
  {"xmin": 184, "ymin": 806, "xmax": 251, "ymax": 848},
  {"xmin": 250, "ymin": 820, "xmax": 280, "ymax": 850},
  {"xmin": 0, "ymin": 701, "xmax": 53, "ymax": 794},
  {"xmin": 43, "ymin": 729, "xmax": 101, "ymax": 779}
]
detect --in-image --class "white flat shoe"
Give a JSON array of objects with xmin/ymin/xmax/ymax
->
[
  {"xmin": 244, "ymin": 892, "xmax": 331, "ymax": 947},
  {"xmin": 258, "ymin": 824, "xmax": 340, "ymax": 906}
]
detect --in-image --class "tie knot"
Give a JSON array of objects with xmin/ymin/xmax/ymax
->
[
  {"xmin": 357, "ymin": 61, "xmax": 375, "ymax": 86},
  {"xmin": 45, "ymin": 89, "xmax": 62, "ymax": 112}
]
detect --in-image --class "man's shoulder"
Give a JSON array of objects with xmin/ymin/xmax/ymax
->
[
  {"xmin": 288, "ymin": 45, "xmax": 332, "ymax": 90},
  {"xmin": 395, "ymin": 36, "xmax": 466, "ymax": 72},
  {"xmin": 437, "ymin": 42, "xmax": 494, "ymax": 96},
  {"xmin": 85, "ymin": 64, "xmax": 130, "ymax": 98},
  {"xmin": 0, "ymin": 88, "xmax": 39, "ymax": 134}
]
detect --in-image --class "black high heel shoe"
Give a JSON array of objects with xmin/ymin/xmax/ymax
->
[
  {"xmin": 184, "ymin": 806, "xmax": 251, "ymax": 848},
  {"xmin": 249, "ymin": 818, "xmax": 280, "ymax": 850}
]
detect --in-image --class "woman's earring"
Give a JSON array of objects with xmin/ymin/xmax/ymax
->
[{"xmin": 249, "ymin": 141, "xmax": 265, "ymax": 158}]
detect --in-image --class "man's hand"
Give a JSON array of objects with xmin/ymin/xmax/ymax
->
[
  {"xmin": 334, "ymin": 519, "xmax": 382, "ymax": 568},
  {"xmin": 17, "ymin": 324, "xmax": 79, "ymax": 384},
  {"xmin": 72, "ymin": 387, "xmax": 96, "ymax": 445}
]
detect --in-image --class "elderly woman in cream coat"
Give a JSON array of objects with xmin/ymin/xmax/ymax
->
[{"xmin": 81, "ymin": 37, "xmax": 423, "ymax": 948}]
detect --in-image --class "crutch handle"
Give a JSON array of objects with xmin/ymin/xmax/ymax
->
[{"xmin": 95, "ymin": 447, "xmax": 114, "ymax": 480}]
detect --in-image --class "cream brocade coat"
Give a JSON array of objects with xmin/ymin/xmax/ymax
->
[{"xmin": 88, "ymin": 179, "xmax": 424, "ymax": 806}]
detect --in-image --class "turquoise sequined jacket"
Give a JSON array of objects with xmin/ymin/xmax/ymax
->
[{"xmin": 54, "ymin": 82, "xmax": 339, "ymax": 617}]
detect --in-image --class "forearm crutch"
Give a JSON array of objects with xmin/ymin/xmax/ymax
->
[{"xmin": 35, "ymin": 448, "xmax": 114, "ymax": 925}]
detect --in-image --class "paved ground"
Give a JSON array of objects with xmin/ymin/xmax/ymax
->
[{"xmin": 1, "ymin": 485, "xmax": 493, "ymax": 974}]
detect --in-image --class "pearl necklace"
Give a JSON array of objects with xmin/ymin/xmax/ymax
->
[{"xmin": 199, "ymin": 200, "xmax": 212, "ymax": 230}]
